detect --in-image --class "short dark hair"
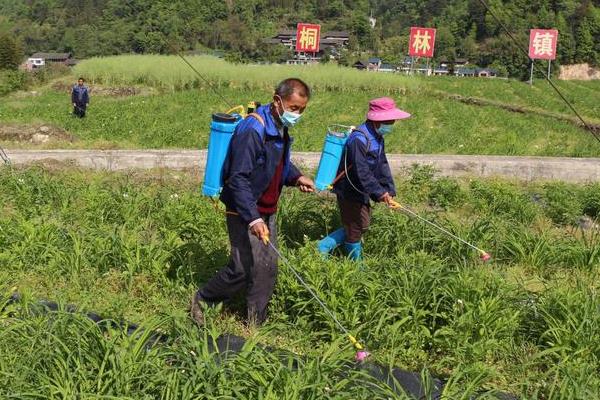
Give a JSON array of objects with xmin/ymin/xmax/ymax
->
[
  {"xmin": 275, "ymin": 78, "xmax": 310, "ymax": 100},
  {"xmin": 78, "ymin": 77, "xmax": 85, "ymax": 82}
]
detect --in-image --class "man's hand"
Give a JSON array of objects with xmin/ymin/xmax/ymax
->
[
  {"xmin": 73, "ymin": 103, "xmax": 77, "ymax": 107},
  {"xmin": 296, "ymin": 175, "xmax": 315, "ymax": 193},
  {"xmin": 380, "ymin": 192, "xmax": 401, "ymax": 209},
  {"xmin": 250, "ymin": 221, "xmax": 270, "ymax": 244}
]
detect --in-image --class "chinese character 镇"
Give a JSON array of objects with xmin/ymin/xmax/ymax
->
[{"xmin": 532, "ymin": 32, "xmax": 555, "ymax": 57}]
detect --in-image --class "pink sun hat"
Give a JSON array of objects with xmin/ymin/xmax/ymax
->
[{"xmin": 366, "ymin": 97, "xmax": 411, "ymax": 121}]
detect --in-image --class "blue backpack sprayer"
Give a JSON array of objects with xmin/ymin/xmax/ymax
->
[{"xmin": 201, "ymin": 104, "xmax": 257, "ymax": 198}]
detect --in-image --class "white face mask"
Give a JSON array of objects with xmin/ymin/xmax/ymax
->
[{"xmin": 276, "ymin": 96, "xmax": 302, "ymax": 128}]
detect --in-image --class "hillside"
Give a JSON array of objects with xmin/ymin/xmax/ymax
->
[
  {"xmin": 0, "ymin": 0, "xmax": 599, "ymax": 78},
  {"xmin": 1, "ymin": 55, "xmax": 599, "ymax": 157}
]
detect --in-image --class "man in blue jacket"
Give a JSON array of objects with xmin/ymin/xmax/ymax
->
[
  {"xmin": 71, "ymin": 77, "xmax": 89, "ymax": 118},
  {"xmin": 318, "ymin": 97, "xmax": 411, "ymax": 261},
  {"xmin": 191, "ymin": 78, "xmax": 315, "ymax": 327}
]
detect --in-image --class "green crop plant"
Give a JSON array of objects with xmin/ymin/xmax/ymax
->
[
  {"xmin": 1, "ymin": 165, "xmax": 600, "ymax": 398},
  {"xmin": 540, "ymin": 182, "xmax": 584, "ymax": 226},
  {"xmin": 582, "ymin": 183, "xmax": 600, "ymax": 219},
  {"xmin": 428, "ymin": 177, "xmax": 466, "ymax": 210}
]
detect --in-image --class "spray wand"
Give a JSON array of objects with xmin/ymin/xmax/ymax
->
[
  {"xmin": 387, "ymin": 199, "xmax": 491, "ymax": 262},
  {"xmin": 262, "ymin": 236, "xmax": 369, "ymax": 362}
]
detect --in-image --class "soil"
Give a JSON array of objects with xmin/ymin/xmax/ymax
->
[
  {"xmin": 0, "ymin": 123, "xmax": 77, "ymax": 144},
  {"xmin": 559, "ymin": 63, "xmax": 600, "ymax": 81}
]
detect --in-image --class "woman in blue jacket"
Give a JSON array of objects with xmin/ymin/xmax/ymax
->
[{"xmin": 319, "ymin": 97, "xmax": 411, "ymax": 261}]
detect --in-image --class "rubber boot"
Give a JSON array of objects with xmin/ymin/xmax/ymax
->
[
  {"xmin": 344, "ymin": 241, "xmax": 362, "ymax": 261},
  {"xmin": 317, "ymin": 228, "xmax": 346, "ymax": 256}
]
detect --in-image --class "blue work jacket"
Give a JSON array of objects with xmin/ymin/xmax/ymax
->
[
  {"xmin": 71, "ymin": 85, "xmax": 89, "ymax": 105},
  {"xmin": 220, "ymin": 104, "xmax": 302, "ymax": 224},
  {"xmin": 332, "ymin": 122, "xmax": 396, "ymax": 204}
]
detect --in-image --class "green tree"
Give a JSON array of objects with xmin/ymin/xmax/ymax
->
[
  {"xmin": 0, "ymin": 32, "xmax": 22, "ymax": 70},
  {"xmin": 574, "ymin": 18, "xmax": 597, "ymax": 64}
]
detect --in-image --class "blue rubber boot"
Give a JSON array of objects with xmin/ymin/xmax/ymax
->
[
  {"xmin": 317, "ymin": 228, "xmax": 346, "ymax": 256},
  {"xmin": 344, "ymin": 241, "xmax": 363, "ymax": 261}
]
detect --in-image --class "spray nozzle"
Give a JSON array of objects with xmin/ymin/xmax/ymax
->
[
  {"xmin": 479, "ymin": 251, "xmax": 491, "ymax": 262},
  {"xmin": 348, "ymin": 334, "xmax": 370, "ymax": 362}
]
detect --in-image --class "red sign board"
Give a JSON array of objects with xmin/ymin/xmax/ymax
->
[
  {"xmin": 296, "ymin": 23, "xmax": 321, "ymax": 53},
  {"xmin": 529, "ymin": 29, "xmax": 558, "ymax": 60},
  {"xmin": 408, "ymin": 27, "xmax": 436, "ymax": 58}
]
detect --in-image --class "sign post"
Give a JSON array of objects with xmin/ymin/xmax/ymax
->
[
  {"xmin": 408, "ymin": 27, "xmax": 436, "ymax": 75},
  {"xmin": 296, "ymin": 23, "xmax": 321, "ymax": 63},
  {"xmin": 528, "ymin": 29, "xmax": 558, "ymax": 84}
]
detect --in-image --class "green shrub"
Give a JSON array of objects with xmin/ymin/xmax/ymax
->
[
  {"xmin": 30, "ymin": 62, "xmax": 70, "ymax": 84},
  {"xmin": 469, "ymin": 179, "xmax": 539, "ymax": 224},
  {"xmin": 428, "ymin": 177, "xmax": 465, "ymax": 210},
  {"xmin": 0, "ymin": 69, "xmax": 28, "ymax": 96},
  {"xmin": 541, "ymin": 182, "xmax": 583, "ymax": 225},
  {"xmin": 582, "ymin": 183, "xmax": 600, "ymax": 218}
]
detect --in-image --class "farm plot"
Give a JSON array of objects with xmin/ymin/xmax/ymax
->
[
  {"xmin": 1, "ymin": 165, "xmax": 599, "ymax": 398},
  {"xmin": 1, "ymin": 55, "xmax": 599, "ymax": 156}
]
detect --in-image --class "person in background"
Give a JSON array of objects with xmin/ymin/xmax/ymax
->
[
  {"xmin": 318, "ymin": 97, "xmax": 411, "ymax": 261},
  {"xmin": 71, "ymin": 77, "xmax": 89, "ymax": 118},
  {"xmin": 191, "ymin": 78, "xmax": 315, "ymax": 327}
]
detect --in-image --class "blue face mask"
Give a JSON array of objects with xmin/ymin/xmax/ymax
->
[
  {"xmin": 377, "ymin": 123, "xmax": 393, "ymax": 136},
  {"xmin": 276, "ymin": 97, "xmax": 303, "ymax": 128}
]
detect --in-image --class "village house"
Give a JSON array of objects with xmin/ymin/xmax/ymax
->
[
  {"xmin": 24, "ymin": 52, "xmax": 76, "ymax": 70},
  {"xmin": 352, "ymin": 60, "xmax": 369, "ymax": 70},
  {"xmin": 367, "ymin": 57, "xmax": 381, "ymax": 71},
  {"xmin": 264, "ymin": 30, "xmax": 350, "ymax": 64}
]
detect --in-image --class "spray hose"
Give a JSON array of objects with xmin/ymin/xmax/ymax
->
[
  {"xmin": 0, "ymin": 146, "xmax": 10, "ymax": 166},
  {"xmin": 264, "ymin": 237, "xmax": 369, "ymax": 361},
  {"xmin": 387, "ymin": 199, "xmax": 491, "ymax": 262}
]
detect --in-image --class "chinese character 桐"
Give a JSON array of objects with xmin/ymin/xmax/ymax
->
[{"xmin": 299, "ymin": 27, "xmax": 319, "ymax": 51}]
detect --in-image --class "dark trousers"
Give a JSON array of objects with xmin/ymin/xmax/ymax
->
[
  {"xmin": 73, "ymin": 104, "xmax": 86, "ymax": 118},
  {"xmin": 197, "ymin": 213, "xmax": 278, "ymax": 325},
  {"xmin": 338, "ymin": 198, "xmax": 371, "ymax": 243}
]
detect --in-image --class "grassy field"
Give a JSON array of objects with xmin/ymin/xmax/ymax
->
[
  {"xmin": 0, "ymin": 55, "xmax": 599, "ymax": 156},
  {"xmin": 1, "ymin": 164, "xmax": 599, "ymax": 398}
]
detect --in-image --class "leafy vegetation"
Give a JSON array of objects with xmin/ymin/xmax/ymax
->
[
  {"xmin": 0, "ymin": 69, "xmax": 28, "ymax": 96},
  {"xmin": 1, "ymin": 165, "xmax": 599, "ymax": 398}
]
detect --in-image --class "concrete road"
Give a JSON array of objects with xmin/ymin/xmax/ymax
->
[{"xmin": 4, "ymin": 149, "xmax": 600, "ymax": 182}]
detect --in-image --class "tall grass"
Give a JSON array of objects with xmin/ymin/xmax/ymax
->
[
  {"xmin": 74, "ymin": 55, "xmax": 417, "ymax": 94},
  {"xmin": 73, "ymin": 55, "xmax": 599, "ymax": 124}
]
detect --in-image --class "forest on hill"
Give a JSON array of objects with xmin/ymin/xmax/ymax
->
[{"xmin": 0, "ymin": 0, "xmax": 599, "ymax": 77}]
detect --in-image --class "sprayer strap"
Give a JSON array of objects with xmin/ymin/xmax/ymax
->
[
  {"xmin": 245, "ymin": 112, "xmax": 268, "ymax": 144},
  {"xmin": 246, "ymin": 112, "xmax": 265, "ymax": 127},
  {"xmin": 352, "ymin": 127, "xmax": 372, "ymax": 154}
]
